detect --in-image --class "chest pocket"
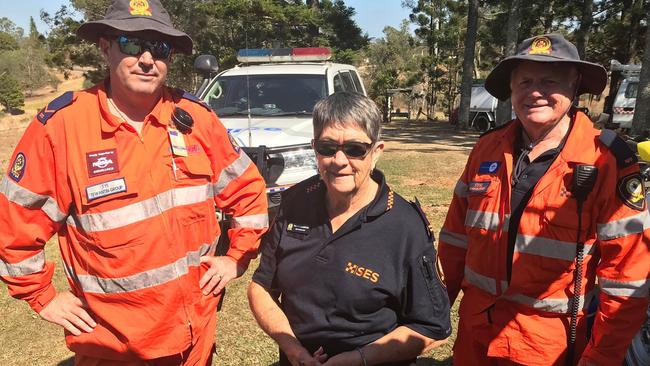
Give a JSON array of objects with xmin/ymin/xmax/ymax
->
[
  {"xmin": 537, "ymin": 179, "xmax": 596, "ymax": 275},
  {"xmin": 171, "ymin": 152, "xmax": 213, "ymax": 183},
  {"xmin": 541, "ymin": 177, "xmax": 594, "ymax": 234},
  {"xmin": 76, "ymin": 175, "xmax": 144, "ymax": 251}
]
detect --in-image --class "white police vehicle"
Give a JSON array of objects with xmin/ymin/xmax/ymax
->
[{"xmin": 195, "ymin": 47, "xmax": 366, "ymax": 207}]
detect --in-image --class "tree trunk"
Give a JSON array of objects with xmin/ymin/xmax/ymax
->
[
  {"xmin": 630, "ymin": 3, "xmax": 650, "ymax": 135},
  {"xmin": 495, "ymin": 0, "xmax": 521, "ymax": 126},
  {"xmin": 428, "ymin": 13, "xmax": 438, "ymax": 118},
  {"xmin": 575, "ymin": 0, "xmax": 593, "ymax": 59},
  {"xmin": 543, "ymin": 0, "xmax": 555, "ymax": 32},
  {"xmin": 458, "ymin": 0, "xmax": 479, "ymax": 130}
]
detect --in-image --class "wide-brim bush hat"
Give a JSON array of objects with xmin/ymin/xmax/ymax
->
[
  {"xmin": 485, "ymin": 33, "xmax": 607, "ymax": 101},
  {"xmin": 76, "ymin": 0, "xmax": 193, "ymax": 55}
]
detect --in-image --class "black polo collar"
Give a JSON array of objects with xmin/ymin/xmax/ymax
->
[{"xmin": 365, "ymin": 169, "xmax": 394, "ymax": 218}]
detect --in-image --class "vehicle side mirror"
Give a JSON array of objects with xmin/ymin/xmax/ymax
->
[
  {"xmin": 638, "ymin": 141, "xmax": 650, "ymax": 162},
  {"xmin": 194, "ymin": 55, "xmax": 219, "ymax": 96},
  {"xmin": 194, "ymin": 55, "xmax": 219, "ymax": 78}
]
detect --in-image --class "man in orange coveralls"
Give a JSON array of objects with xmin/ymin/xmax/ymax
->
[
  {"xmin": 439, "ymin": 33, "xmax": 650, "ymax": 365},
  {"xmin": 0, "ymin": 0, "xmax": 268, "ymax": 364}
]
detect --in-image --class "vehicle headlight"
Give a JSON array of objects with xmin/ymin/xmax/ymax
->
[{"xmin": 278, "ymin": 149, "xmax": 317, "ymax": 171}]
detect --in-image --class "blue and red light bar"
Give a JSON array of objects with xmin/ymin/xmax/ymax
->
[{"xmin": 237, "ymin": 47, "xmax": 332, "ymax": 63}]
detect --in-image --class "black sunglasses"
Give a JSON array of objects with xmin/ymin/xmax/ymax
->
[
  {"xmin": 313, "ymin": 139, "xmax": 374, "ymax": 159},
  {"xmin": 115, "ymin": 35, "xmax": 172, "ymax": 60}
]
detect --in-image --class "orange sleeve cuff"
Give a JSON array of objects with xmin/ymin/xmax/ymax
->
[
  {"xmin": 226, "ymin": 247, "xmax": 256, "ymax": 270},
  {"xmin": 28, "ymin": 282, "xmax": 57, "ymax": 314}
]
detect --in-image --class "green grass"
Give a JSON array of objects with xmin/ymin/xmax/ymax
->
[{"xmin": 0, "ymin": 120, "xmax": 472, "ymax": 365}]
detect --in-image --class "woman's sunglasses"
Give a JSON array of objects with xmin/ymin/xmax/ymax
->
[
  {"xmin": 313, "ymin": 140, "xmax": 374, "ymax": 159},
  {"xmin": 115, "ymin": 35, "xmax": 172, "ymax": 60}
]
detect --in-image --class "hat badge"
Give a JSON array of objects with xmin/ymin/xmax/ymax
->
[
  {"xmin": 129, "ymin": 0, "xmax": 152, "ymax": 16},
  {"xmin": 528, "ymin": 36, "xmax": 552, "ymax": 55}
]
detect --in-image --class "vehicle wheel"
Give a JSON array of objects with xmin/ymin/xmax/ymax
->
[{"xmin": 474, "ymin": 115, "xmax": 492, "ymax": 133}]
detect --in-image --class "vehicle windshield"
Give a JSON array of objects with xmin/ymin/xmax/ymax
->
[
  {"xmin": 202, "ymin": 74, "xmax": 327, "ymax": 116},
  {"xmin": 625, "ymin": 82, "xmax": 638, "ymax": 99}
]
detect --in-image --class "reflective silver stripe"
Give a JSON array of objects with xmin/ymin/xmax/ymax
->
[
  {"xmin": 515, "ymin": 234, "xmax": 594, "ymax": 261},
  {"xmin": 70, "ymin": 184, "xmax": 213, "ymax": 232},
  {"xmin": 0, "ymin": 176, "xmax": 67, "ymax": 223},
  {"xmin": 213, "ymin": 153, "xmax": 252, "ymax": 196},
  {"xmin": 502, "ymin": 214, "xmax": 510, "ymax": 232},
  {"xmin": 465, "ymin": 210, "xmax": 500, "ymax": 231},
  {"xmin": 439, "ymin": 229, "xmax": 468, "ymax": 249},
  {"xmin": 454, "ymin": 180, "xmax": 468, "ymax": 198},
  {"xmin": 68, "ymin": 238, "xmax": 219, "ymax": 294},
  {"xmin": 597, "ymin": 211, "xmax": 650, "ymax": 241},
  {"xmin": 231, "ymin": 213, "xmax": 269, "ymax": 229},
  {"xmin": 599, "ymin": 278, "xmax": 650, "ymax": 298},
  {"xmin": 465, "ymin": 266, "xmax": 497, "ymax": 295},
  {"xmin": 505, "ymin": 291, "xmax": 595, "ymax": 314},
  {"xmin": 0, "ymin": 251, "xmax": 45, "ymax": 277}
]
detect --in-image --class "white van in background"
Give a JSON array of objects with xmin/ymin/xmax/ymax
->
[
  {"xmin": 609, "ymin": 60, "xmax": 641, "ymax": 130},
  {"xmin": 612, "ymin": 76, "xmax": 639, "ymax": 129}
]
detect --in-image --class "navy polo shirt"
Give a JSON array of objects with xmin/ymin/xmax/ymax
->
[
  {"xmin": 507, "ymin": 120, "xmax": 572, "ymax": 281},
  {"xmin": 252, "ymin": 170, "xmax": 451, "ymax": 366}
]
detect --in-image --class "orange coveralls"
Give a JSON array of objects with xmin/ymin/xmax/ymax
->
[
  {"xmin": 439, "ymin": 111, "xmax": 650, "ymax": 365},
  {"xmin": 0, "ymin": 83, "xmax": 268, "ymax": 362}
]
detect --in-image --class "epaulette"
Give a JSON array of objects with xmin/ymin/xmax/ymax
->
[
  {"xmin": 36, "ymin": 91, "xmax": 75, "ymax": 124},
  {"xmin": 305, "ymin": 179, "xmax": 322, "ymax": 194},
  {"xmin": 174, "ymin": 88, "xmax": 211, "ymax": 112},
  {"xmin": 479, "ymin": 119, "xmax": 513, "ymax": 138},
  {"xmin": 598, "ymin": 129, "xmax": 638, "ymax": 168},
  {"xmin": 280, "ymin": 175, "xmax": 320, "ymax": 202},
  {"xmin": 409, "ymin": 197, "xmax": 434, "ymax": 241}
]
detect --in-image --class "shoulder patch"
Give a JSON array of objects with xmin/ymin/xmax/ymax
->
[
  {"xmin": 599, "ymin": 129, "xmax": 638, "ymax": 168},
  {"xmin": 174, "ymin": 88, "xmax": 212, "ymax": 112},
  {"xmin": 36, "ymin": 91, "xmax": 75, "ymax": 124},
  {"xmin": 410, "ymin": 197, "xmax": 434, "ymax": 241},
  {"xmin": 617, "ymin": 173, "xmax": 646, "ymax": 211},
  {"xmin": 8, "ymin": 152, "xmax": 26, "ymax": 182},
  {"xmin": 479, "ymin": 119, "xmax": 513, "ymax": 138}
]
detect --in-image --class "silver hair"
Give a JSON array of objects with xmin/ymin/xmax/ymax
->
[{"xmin": 312, "ymin": 92, "xmax": 382, "ymax": 143}]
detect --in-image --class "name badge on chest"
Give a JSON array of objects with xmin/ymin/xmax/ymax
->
[
  {"xmin": 86, "ymin": 177, "xmax": 127, "ymax": 201},
  {"xmin": 287, "ymin": 223, "xmax": 310, "ymax": 235},
  {"xmin": 468, "ymin": 181, "xmax": 491, "ymax": 194},
  {"xmin": 168, "ymin": 129, "xmax": 188, "ymax": 157}
]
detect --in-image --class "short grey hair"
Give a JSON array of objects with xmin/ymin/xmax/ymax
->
[{"xmin": 312, "ymin": 92, "xmax": 382, "ymax": 143}]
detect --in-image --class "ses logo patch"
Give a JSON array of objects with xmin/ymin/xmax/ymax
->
[
  {"xmin": 345, "ymin": 262, "xmax": 380, "ymax": 283},
  {"xmin": 9, "ymin": 152, "xmax": 26, "ymax": 182}
]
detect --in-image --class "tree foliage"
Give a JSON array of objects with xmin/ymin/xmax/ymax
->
[
  {"xmin": 0, "ymin": 72, "xmax": 25, "ymax": 113},
  {"xmin": 405, "ymin": 0, "xmax": 467, "ymax": 118},
  {"xmin": 0, "ymin": 17, "xmax": 58, "ymax": 113},
  {"xmin": 363, "ymin": 21, "xmax": 424, "ymax": 117}
]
